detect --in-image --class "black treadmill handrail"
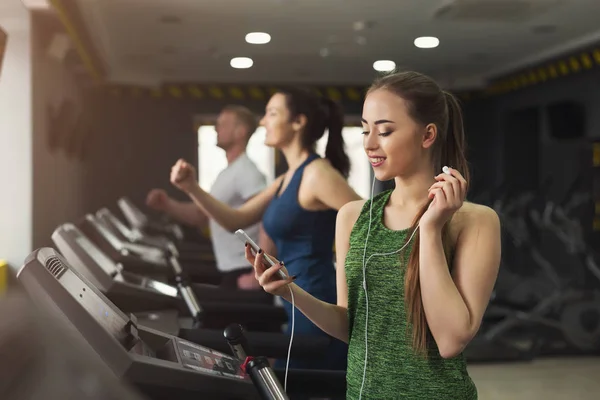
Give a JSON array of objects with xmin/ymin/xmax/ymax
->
[{"xmin": 225, "ymin": 324, "xmax": 289, "ymax": 400}]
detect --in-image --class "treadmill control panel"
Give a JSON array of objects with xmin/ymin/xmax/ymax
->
[{"xmin": 175, "ymin": 338, "xmax": 248, "ymax": 381}]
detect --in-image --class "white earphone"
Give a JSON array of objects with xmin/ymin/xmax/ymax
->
[{"xmin": 358, "ymin": 166, "xmax": 450, "ymax": 399}]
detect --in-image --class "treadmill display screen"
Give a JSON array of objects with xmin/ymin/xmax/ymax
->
[
  {"xmin": 175, "ymin": 338, "xmax": 247, "ymax": 381},
  {"xmin": 74, "ymin": 234, "xmax": 119, "ymax": 276}
]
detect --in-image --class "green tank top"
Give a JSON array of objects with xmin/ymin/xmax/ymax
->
[{"xmin": 345, "ymin": 190, "xmax": 477, "ymax": 399}]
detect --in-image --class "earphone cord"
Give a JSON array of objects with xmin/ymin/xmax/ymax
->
[
  {"xmin": 358, "ymin": 179, "xmax": 420, "ymax": 400},
  {"xmin": 284, "ymin": 285, "xmax": 295, "ymax": 392}
]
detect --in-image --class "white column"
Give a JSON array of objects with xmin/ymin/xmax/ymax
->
[{"xmin": 0, "ymin": 4, "xmax": 32, "ymax": 270}]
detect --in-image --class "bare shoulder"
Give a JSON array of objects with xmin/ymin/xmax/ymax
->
[
  {"xmin": 337, "ymin": 199, "xmax": 367, "ymax": 229},
  {"xmin": 451, "ymin": 202, "xmax": 501, "ymax": 240},
  {"xmin": 303, "ymin": 157, "xmax": 338, "ymax": 181}
]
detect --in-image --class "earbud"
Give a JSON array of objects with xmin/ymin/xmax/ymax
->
[{"xmin": 442, "ymin": 165, "xmax": 451, "ymax": 175}]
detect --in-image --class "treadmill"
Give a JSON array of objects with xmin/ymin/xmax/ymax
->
[
  {"xmin": 96, "ymin": 207, "xmax": 214, "ymax": 265},
  {"xmin": 53, "ymin": 223, "xmax": 287, "ymax": 333},
  {"xmin": 16, "ymin": 247, "xmax": 263, "ymax": 400},
  {"xmin": 78, "ymin": 213, "xmax": 223, "ymax": 286},
  {"xmin": 95, "ymin": 209, "xmax": 221, "ymax": 283},
  {"xmin": 17, "ymin": 248, "xmax": 346, "ymax": 399},
  {"xmin": 118, "ymin": 196, "xmax": 213, "ymax": 253}
]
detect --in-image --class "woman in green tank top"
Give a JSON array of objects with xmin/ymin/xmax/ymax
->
[{"xmin": 246, "ymin": 71, "xmax": 502, "ymax": 399}]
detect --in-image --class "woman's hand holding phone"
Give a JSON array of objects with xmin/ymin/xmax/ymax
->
[{"xmin": 244, "ymin": 245, "xmax": 295, "ymax": 298}]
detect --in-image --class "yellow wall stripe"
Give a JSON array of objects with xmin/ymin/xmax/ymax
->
[{"xmin": 0, "ymin": 260, "xmax": 7, "ymax": 294}]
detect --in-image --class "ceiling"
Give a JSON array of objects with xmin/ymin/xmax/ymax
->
[{"xmin": 66, "ymin": 0, "xmax": 600, "ymax": 89}]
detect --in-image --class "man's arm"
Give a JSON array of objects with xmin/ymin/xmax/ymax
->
[{"xmin": 147, "ymin": 188, "xmax": 208, "ymax": 229}]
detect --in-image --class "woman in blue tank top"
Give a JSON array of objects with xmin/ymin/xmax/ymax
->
[{"xmin": 169, "ymin": 88, "xmax": 362, "ymax": 370}]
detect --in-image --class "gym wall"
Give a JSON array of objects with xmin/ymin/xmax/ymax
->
[
  {"xmin": 31, "ymin": 15, "xmax": 86, "ymax": 250},
  {"xmin": 488, "ymin": 68, "xmax": 598, "ymax": 193},
  {"xmin": 477, "ymin": 65, "xmax": 600, "ymax": 262},
  {"xmin": 81, "ymin": 95, "xmax": 200, "ymax": 217}
]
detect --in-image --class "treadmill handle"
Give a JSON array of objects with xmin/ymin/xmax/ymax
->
[
  {"xmin": 178, "ymin": 283, "xmax": 203, "ymax": 322},
  {"xmin": 245, "ymin": 357, "xmax": 289, "ymax": 400},
  {"xmin": 224, "ymin": 324, "xmax": 289, "ymax": 400},
  {"xmin": 169, "ymin": 256, "xmax": 204, "ymax": 323}
]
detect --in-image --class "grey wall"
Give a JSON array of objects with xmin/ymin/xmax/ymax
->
[
  {"xmin": 81, "ymin": 95, "xmax": 199, "ymax": 215},
  {"xmin": 31, "ymin": 15, "xmax": 86, "ymax": 249}
]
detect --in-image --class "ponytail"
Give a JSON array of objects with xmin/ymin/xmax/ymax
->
[
  {"xmin": 404, "ymin": 91, "xmax": 469, "ymax": 357},
  {"xmin": 441, "ymin": 91, "xmax": 470, "ymax": 187},
  {"xmin": 322, "ymin": 98, "xmax": 350, "ymax": 178}
]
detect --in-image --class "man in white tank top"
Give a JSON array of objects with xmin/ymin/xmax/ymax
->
[{"xmin": 146, "ymin": 105, "xmax": 267, "ymax": 289}]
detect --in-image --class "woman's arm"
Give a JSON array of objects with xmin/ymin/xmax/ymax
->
[
  {"xmin": 248, "ymin": 200, "xmax": 365, "ymax": 343},
  {"xmin": 164, "ymin": 199, "xmax": 209, "ymax": 229},
  {"xmin": 419, "ymin": 205, "xmax": 501, "ymax": 358},
  {"xmin": 170, "ymin": 158, "xmax": 282, "ymax": 232}
]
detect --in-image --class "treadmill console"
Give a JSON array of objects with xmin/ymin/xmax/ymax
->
[
  {"xmin": 118, "ymin": 197, "xmax": 149, "ymax": 229},
  {"xmin": 97, "ymin": 207, "xmax": 140, "ymax": 242},
  {"xmin": 87, "ymin": 215, "xmax": 166, "ymax": 266},
  {"xmin": 53, "ymin": 224, "xmax": 178, "ymax": 298},
  {"xmin": 174, "ymin": 338, "xmax": 245, "ymax": 380},
  {"xmin": 17, "ymin": 248, "xmax": 254, "ymax": 398}
]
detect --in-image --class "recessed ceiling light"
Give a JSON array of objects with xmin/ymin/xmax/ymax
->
[
  {"xmin": 373, "ymin": 60, "xmax": 395, "ymax": 72},
  {"xmin": 414, "ymin": 36, "xmax": 439, "ymax": 49},
  {"xmin": 245, "ymin": 32, "xmax": 271, "ymax": 44},
  {"xmin": 230, "ymin": 57, "xmax": 253, "ymax": 69}
]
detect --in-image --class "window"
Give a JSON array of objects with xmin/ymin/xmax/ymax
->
[
  {"xmin": 197, "ymin": 126, "xmax": 275, "ymax": 191},
  {"xmin": 316, "ymin": 127, "xmax": 371, "ymax": 199}
]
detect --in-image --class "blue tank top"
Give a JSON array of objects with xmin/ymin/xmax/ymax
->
[{"xmin": 262, "ymin": 153, "xmax": 347, "ymax": 370}]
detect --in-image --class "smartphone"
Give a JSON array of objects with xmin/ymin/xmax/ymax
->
[{"xmin": 234, "ymin": 229, "xmax": 288, "ymax": 280}]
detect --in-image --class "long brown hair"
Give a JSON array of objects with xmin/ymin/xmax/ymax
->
[{"xmin": 367, "ymin": 71, "xmax": 470, "ymax": 355}]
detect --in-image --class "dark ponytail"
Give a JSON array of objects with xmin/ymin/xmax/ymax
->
[
  {"xmin": 442, "ymin": 91, "xmax": 470, "ymax": 188},
  {"xmin": 367, "ymin": 71, "xmax": 470, "ymax": 357},
  {"xmin": 278, "ymin": 87, "xmax": 350, "ymax": 177},
  {"xmin": 322, "ymin": 98, "xmax": 350, "ymax": 178}
]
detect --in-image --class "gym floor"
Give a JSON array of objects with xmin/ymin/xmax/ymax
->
[{"xmin": 468, "ymin": 357, "xmax": 600, "ymax": 399}]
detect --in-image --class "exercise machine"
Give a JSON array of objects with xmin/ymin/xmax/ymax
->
[
  {"xmin": 53, "ymin": 223, "xmax": 286, "ymax": 331},
  {"xmin": 17, "ymin": 248, "xmax": 346, "ymax": 399},
  {"xmin": 97, "ymin": 207, "xmax": 214, "ymax": 265},
  {"xmin": 79, "ymin": 213, "xmax": 223, "ymax": 285},
  {"xmin": 465, "ymin": 183, "xmax": 600, "ymax": 362},
  {"xmin": 17, "ymin": 247, "xmax": 269, "ymax": 399},
  {"xmin": 52, "ymin": 223, "xmax": 329, "ymax": 358}
]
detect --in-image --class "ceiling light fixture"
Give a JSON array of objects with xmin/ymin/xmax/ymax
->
[
  {"xmin": 245, "ymin": 32, "xmax": 271, "ymax": 44},
  {"xmin": 230, "ymin": 57, "xmax": 253, "ymax": 69},
  {"xmin": 373, "ymin": 60, "xmax": 396, "ymax": 72},
  {"xmin": 414, "ymin": 36, "xmax": 439, "ymax": 49}
]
